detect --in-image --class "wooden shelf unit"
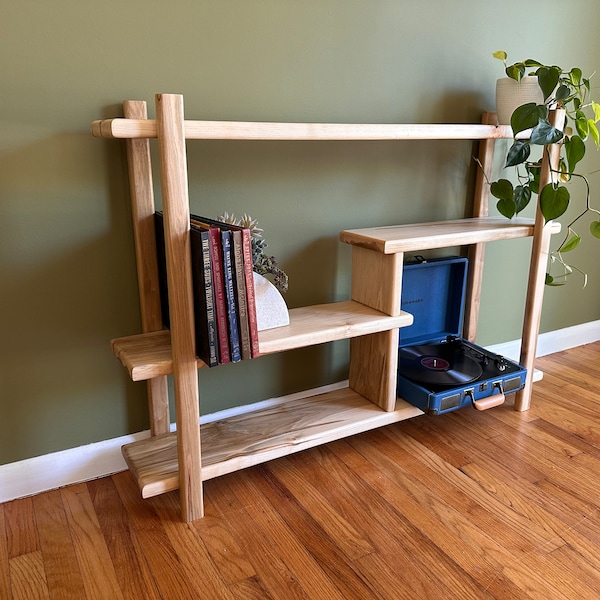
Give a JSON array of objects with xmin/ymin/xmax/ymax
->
[{"xmin": 92, "ymin": 96, "xmax": 561, "ymax": 521}]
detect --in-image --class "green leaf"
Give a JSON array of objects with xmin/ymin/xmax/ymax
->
[
  {"xmin": 523, "ymin": 59, "xmax": 543, "ymax": 68},
  {"xmin": 526, "ymin": 163, "xmax": 541, "ymax": 194},
  {"xmin": 545, "ymin": 275, "xmax": 566, "ymax": 286},
  {"xmin": 530, "ymin": 118, "xmax": 564, "ymax": 145},
  {"xmin": 513, "ymin": 184, "xmax": 532, "ymax": 214},
  {"xmin": 506, "ymin": 63, "xmax": 525, "ymax": 81},
  {"xmin": 555, "ymin": 84, "xmax": 570, "ymax": 102},
  {"xmin": 590, "ymin": 220, "xmax": 600, "ymax": 238},
  {"xmin": 564, "ymin": 135, "xmax": 586, "ymax": 173},
  {"xmin": 540, "ymin": 184, "xmax": 570, "ymax": 221},
  {"xmin": 496, "ymin": 198, "xmax": 516, "ymax": 219},
  {"xmin": 560, "ymin": 232, "xmax": 581, "ymax": 253},
  {"xmin": 589, "ymin": 121, "xmax": 600, "ymax": 147},
  {"xmin": 537, "ymin": 66, "xmax": 560, "ymax": 100},
  {"xmin": 510, "ymin": 103, "xmax": 546, "ymax": 134},
  {"xmin": 592, "ymin": 101, "xmax": 600, "ymax": 122},
  {"xmin": 575, "ymin": 113, "xmax": 589, "ymax": 139},
  {"xmin": 570, "ymin": 67, "xmax": 582, "ymax": 86},
  {"xmin": 490, "ymin": 179, "xmax": 513, "ymax": 201},
  {"xmin": 505, "ymin": 140, "xmax": 530, "ymax": 167},
  {"xmin": 493, "ymin": 50, "xmax": 507, "ymax": 61}
]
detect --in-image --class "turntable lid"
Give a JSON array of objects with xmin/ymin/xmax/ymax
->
[{"xmin": 399, "ymin": 256, "xmax": 467, "ymax": 346}]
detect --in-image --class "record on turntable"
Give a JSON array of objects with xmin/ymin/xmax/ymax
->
[{"xmin": 399, "ymin": 342, "xmax": 483, "ymax": 387}]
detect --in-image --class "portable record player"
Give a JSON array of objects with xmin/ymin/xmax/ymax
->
[{"xmin": 397, "ymin": 256, "xmax": 527, "ymax": 415}]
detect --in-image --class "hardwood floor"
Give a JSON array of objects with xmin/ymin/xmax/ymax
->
[{"xmin": 3, "ymin": 342, "xmax": 600, "ymax": 599}]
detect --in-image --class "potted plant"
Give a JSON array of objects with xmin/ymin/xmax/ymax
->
[{"xmin": 490, "ymin": 51, "xmax": 600, "ymax": 285}]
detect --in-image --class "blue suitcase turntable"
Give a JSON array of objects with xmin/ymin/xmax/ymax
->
[{"xmin": 397, "ymin": 256, "xmax": 527, "ymax": 415}]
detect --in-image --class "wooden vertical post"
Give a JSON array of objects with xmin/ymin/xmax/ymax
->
[
  {"xmin": 123, "ymin": 100, "xmax": 170, "ymax": 436},
  {"xmin": 348, "ymin": 247, "xmax": 403, "ymax": 411},
  {"xmin": 155, "ymin": 94, "xmax": 203, "ymax": 521},
  {"xmin": 464, "ymin": 112, "xmax": 497, "ymax": 343},
  {"xmin": 515, "ymin": 108, "xmax": 566, "ymax": 411}
]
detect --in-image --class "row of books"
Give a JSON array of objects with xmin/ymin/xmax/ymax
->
[{"xmin": 154, "ymin": 212, "xmax": 259, "ymax": 367}]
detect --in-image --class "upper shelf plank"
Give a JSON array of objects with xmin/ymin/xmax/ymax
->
[
  {"xmin": 112, "ymin": 299, "xmax": 414, "ymax": 381},
  {"xmin": 340, "ymin": 217, "xmax": 561, "ymax": 254},
  {"xmin": 91, "ymin": 119, "xmax": 514, "ymax": 141}
]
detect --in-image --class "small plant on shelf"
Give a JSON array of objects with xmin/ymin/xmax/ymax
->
[
  {"xmin": 490, "ymin": 50, "xmax": 600, "ymax": 286},
  {"xmin": 218, "ymin": 212, "xmax": 289, "ymax": 293}
]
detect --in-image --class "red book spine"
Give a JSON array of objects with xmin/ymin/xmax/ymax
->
[{"xmin": 207, "ymin": 228, "xmax": 231, "ymax": 364}]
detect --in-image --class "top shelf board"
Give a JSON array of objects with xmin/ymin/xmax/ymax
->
[
  {"xmin": 340, "ymin": 217, "xmax": 561, "ymax": 254},
  {"xmin": 91, "ymin": 119, "xmax": 514, "ymax": 141}
]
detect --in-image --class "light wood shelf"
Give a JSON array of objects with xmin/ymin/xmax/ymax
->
[
  {"xmin": 122, "ymin": 387, "xmax": 423, "ymax": 499},
  {"xmin": 111, "ymin": 300, "xmax": 414, "ymax": 381},
  {"xmin": 92, "ymin": 118, "xmax": 514, "ymax": 141},
  {"xmin": 340, "ymin": 217, "xmax": 561, "ymax": 254}
]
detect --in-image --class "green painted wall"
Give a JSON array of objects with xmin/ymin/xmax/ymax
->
[{"xmin": 2, "ymin": 1, "xmax": 600, "ymax": 464}]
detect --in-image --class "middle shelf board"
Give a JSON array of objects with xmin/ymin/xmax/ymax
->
[
  {"xmin": 340, "ymin": 217, "xmax": 561, "ymax": 254},
  {"xmin": 121, "ymin": 386, "xmax": 424, "ymax": 499},
  {"xmin": 111, "ymin": 299, "xmax": 414, "ymax": 381}
]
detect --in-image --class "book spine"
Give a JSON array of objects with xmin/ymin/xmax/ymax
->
[
  {"xmin": 220, "ymin": 230, "xmax": 242, "ymax": 362},
  {"xmin": 153, "ymin": 212, "xmax": 171, "ymax": 329},
  {"xmin": 240, "ymin": 228, "xmax": 260, "ymax": 358},
  {"xmin": 232, "ymin": 230, "xmax": 252, "ymax": 360},
  {"xmin": 207, "ymin": 228, "xmax": 231, "ymax": 364},
  {"xmin": 190, "ymin": 228, "xmax": 219, "ymax": 367}
]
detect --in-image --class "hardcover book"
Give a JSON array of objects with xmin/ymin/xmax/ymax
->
[
  {"xmin": 154, "ymin": 212, "xmax": 219, "ymax": 367},
  {"xmin": 190, "ymin": 214, "xmax": 260, "ymax": 359}
]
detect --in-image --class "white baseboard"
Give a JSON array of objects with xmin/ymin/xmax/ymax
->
[
  {"xmin": 487, "ymin": 319, "xmax": 600, "ymax": 361},
  {"xmin": 2, "ymin": 321, "xmax": 600, "ymax": 504}
]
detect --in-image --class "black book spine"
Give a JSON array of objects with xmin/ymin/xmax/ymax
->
[{"xmin": 220, "ymin": 230, "xmax": 242, "ymax": 362}]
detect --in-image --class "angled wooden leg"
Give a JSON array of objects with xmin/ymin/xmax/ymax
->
[
  {"xmin": 464, "ymin": 112, "xmax": 497, "ymax": 343},
  {"xmin": 515, "ymin": 109, "xmax": 565, "ymax": 412},
  {"xmin": 156, "ymin": 94, "xmax": 203, "ymax": 521},
  {"xmin": 124, "ymin": 100, "xmax": 171, "ymax": 435}
]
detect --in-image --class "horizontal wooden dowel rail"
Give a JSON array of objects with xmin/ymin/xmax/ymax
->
[{"xmin": 91, "ymin": 118, "xmax": 515, "ymax": 141}]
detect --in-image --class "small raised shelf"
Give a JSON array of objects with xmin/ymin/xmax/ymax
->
[
  {"xmin": 111, "ymin": 300, "xmax": 414, "ymax": 381},
  {"xmin": 340, "ymin": 217, "xmax": 561, "ymax": 253},
  {"xmin": 123, "ymin": 387, "xmax": 423, "ymax": 499}
]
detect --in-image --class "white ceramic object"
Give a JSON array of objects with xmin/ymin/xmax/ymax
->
[
  {"xmin": 495, "ymin": 76, "xmax": 544, "ymax": 125},
  {"xmin": 253, "ymin": 271, "xmax": 289, "ymax": 331}
]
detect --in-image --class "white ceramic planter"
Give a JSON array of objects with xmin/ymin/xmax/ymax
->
[{"xmin": 495, "ymin": 76, "xmax": 544, "ymax": 125}]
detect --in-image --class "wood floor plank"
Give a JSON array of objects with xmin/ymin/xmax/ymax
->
[
  {"xmin": 111, "ymin": 471, "xmax": 206, "ymax": 600},
  {"xmin": 265, "ymin": 457, "xmax": 375, "ymax": 561},
  {"xmin": 207, "ymin": 474, "xmax": 314, "ymax": 600},
  {"xmin": 33, "ymin": 489, "xmax": 87, "ymax": 600},
  {"xmin": 4, "ymin": 496, "xmax": 39, "ymax": 558},
  {"xmin": 87, "ymin": 477, "xmax": 161, "ymax": 600},
  {"xmin": 9, "ymin": 551, "xmax": 49, "ymax": 600},
  {"xmin": 60, "ymin": 484, "xmax": 124, "ymax": 600},
  {"xmin": 0, "ymin": 505, "xmax": 11, "ymax": 600},
  {"xmin": 332, "ymin": 434, "xmax": 533, "ymax": 598},
  {"xmin": 376, "ymin": 426, "xmax": 559, "ymax": 553},
  {"xmin": 238, "ymin": 466, "xmax": 379, "ymax": 600},
  {"xmin": 149, "ymin": 491, "xmax": 237, "ymax": 600},
  {"xmin": 227, "ymin": 574, "xmax": 276, "ymax": 600},
  {"xmin": 283, "ymin": 445, "xmax": 498, "ymax": 599}
]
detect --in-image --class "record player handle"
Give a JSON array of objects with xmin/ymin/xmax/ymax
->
[{"xmin": 472, "ymin": 393, "xmax": 505, "ymax": 411}]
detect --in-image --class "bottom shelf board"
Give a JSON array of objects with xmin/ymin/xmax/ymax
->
[{"xmin": 122, "ymin": 387, "xmax": 424, "ymax": 499}]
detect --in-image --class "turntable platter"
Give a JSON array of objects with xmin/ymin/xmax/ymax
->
[{"xmin": 399, "ymin": 343, "xmax": 483, "ymax": 387}]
